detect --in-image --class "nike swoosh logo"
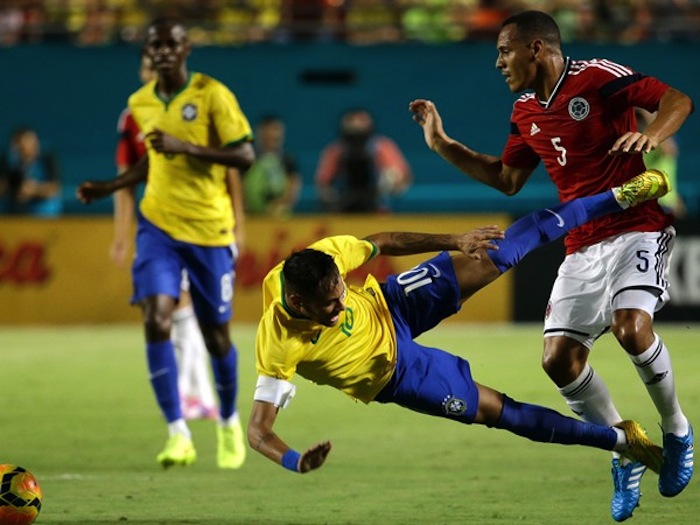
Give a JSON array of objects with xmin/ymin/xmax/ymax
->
[{"xmin": 544, "ymin": 208, "xmax": 565, "ymax": 227}]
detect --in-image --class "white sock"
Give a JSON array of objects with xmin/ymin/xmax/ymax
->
[
  {"xmin": 559, "ymin": 363, "xmax": 623, "ymax": 425},
  {"xmin": 560, "ymin": 364, "xmax": 624, "ymax": 460},
  {"xmin": 612, "ymin": 427, "xmax": 627, "ymax": 453},
  {"xmin": 167, "ymin": 419, "xmax": 191, "ymax": 439},
  {"xmin": 172, "ymin": 305, "xmax": 200, "ymax": 401},
  {"xmin": 219, "ymin": 412, "xmax": 239, "ymax": 428},
  {"xmin": 191, "ymin": 335, "xmax": 217, "ymax": 409},
  {"xmin": 629, "ymin": 333, "xmax": 688, "ymax": 436}
]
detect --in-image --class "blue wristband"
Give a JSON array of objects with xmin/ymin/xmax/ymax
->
[{"xmin": 281, "ymin": 449, "xmax": 301, "ymax": 472}]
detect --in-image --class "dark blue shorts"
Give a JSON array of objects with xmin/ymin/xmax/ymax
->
[
  {"xmin": 374, "ymin": 252, "xmax": 479, "ymax": 423},
  {"xmin": 131, "ymin": 213, "xmax": 236, "ymax": 324}
]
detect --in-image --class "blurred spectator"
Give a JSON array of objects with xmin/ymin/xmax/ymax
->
[
  {"xmin": 636, "ymin": 107, "xmax": 687, "ymax": 218},
  {"xmin": 0, "ymin": 127, "xmax": 62, "ymax": 217},
  {"xmin": 2, "ymin": 0, "xmax": 700, "ymax": 45},
  {"xmin": 276, "ymin": 0, "xmax": 346, "ymax": 42},
  {"xmin": 0, "ymin": 0, "xmax": 46, "ymax": 45},
  {"xmin": 345, "ymin": 0, "xmax": 402, "ymax": 44},
  {"xmin": 463, "ymin": 0, "xmax": 511, "ymax": 40},
  {"xmin": 243, "ymin": 115, "xmax": 302, "ymax": 216},
  {"xmin": 315, "ymin": 108, "xmax": 412, "ymax": 213},
  {"xmin": 401, "ymin": 0, "xmax": 465, "ymax": 43}
]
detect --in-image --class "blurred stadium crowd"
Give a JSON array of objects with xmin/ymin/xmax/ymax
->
[{"xmin": 2, "ymin": 0, "xmax": 700, "ymax": 47}]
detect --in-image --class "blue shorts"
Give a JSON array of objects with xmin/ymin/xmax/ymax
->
[
  {"xmin": 131, "ymin": 213, "xmax": 236, "ymax": 324},
  {"xmin": 374, "ymin": 252, "xmax": 479, "ymax": 423}
]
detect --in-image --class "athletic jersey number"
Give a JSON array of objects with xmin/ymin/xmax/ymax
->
[
  {"xmin": 551, "ymin": 137, "xmax": 567, "ymax": 166},
  {"xmin": 396, "ymin": 264, "xmax": 438, "ymax": 295},
  {"xmin": 636, "ymin": 250, "xmax": 650, "ymax": 272},
  {"xmin": 221, "ymin": 272, "xmax": 233, "ymax": 302}
]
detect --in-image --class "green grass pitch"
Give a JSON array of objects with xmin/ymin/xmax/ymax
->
[{"xmin": 2, "ymin": 323, "xmax": 698, "ymax": 524}]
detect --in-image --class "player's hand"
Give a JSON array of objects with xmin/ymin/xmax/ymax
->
[
  {"xmin": 110, "ymin": 239, "xmax": 129, "ymax": 267},
  {"xmin": 609, "ymin": 131, "xmax": 658, "ymax": 156},
  {"xmin": 299, "ymin": 441, "xmax": 332, "ymax": 473},
  {"xmin": 17, "ymin": 179, "xmax": 39, "ymax": 202},
  {"xmin": 146, "ymin": 128, "xmax": 189, "ymax": 155},
  {"xmin": 77, "ymin": 181, "xmax": 114, "ymax": 204},
  {"xmin": 456, "ymin": 226, "xmax": 504, "ymax": 258},
  {"xmin": 409, "ymin": 99, "xmax": 447, "ymax": 151}
]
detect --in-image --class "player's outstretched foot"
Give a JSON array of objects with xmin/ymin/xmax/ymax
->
[
  {"xmin": 616, "ymin": 420, "xmax": 663, "ymax": 474},
  {"xmin": 659, "ymin": 424, "xmax": 694, "ymax": 497},
  {"xmin": 613, "ymin": 169, "xmax": 670, "ymax": 208},
  {"xmin": 217, "ymin": 419, "xmax": 246, "ymax": 469},
  {"xmin": 156, "ymin": 434, "xmax": 197, "ymax": 468},
  {"xmin": 611, "ymin": 459, "xmax": 646, "ymax": 522}
]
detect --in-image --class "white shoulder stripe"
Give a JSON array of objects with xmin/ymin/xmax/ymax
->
[
  {"xmin": 569, "ymin": 59, "xmax": 634, "ymax": 78},
  {"xmin": 515, "ymin": 93, "xmax": 535, "ymax": 104},
  {"xmin": 599, "ymin": 58, "xmax": 633, "ymax": 76}
]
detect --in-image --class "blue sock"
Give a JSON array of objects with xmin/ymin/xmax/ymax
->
[
  {"xmin": 211, "ymin": 345, "xmax": 238, "ymax": 420},
  {"xmin": 495, "ymin": 395, "xmax": 617, "ymax": 450},
  {"xmin": 146, "ymin": 341, "xmax": 181, "ymax": 423},
  {"xmin": 488, "ymin": 190, "xmax": 619, "ymax": 272}
]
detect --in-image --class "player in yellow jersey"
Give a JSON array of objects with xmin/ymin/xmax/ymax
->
[
  {"xmin": 248, "ymin": 170, "xmax": 670, "ymax": 490},
  {"xmin": 78, "ymin": 18, "xmax": 254, "ymax": 470}
]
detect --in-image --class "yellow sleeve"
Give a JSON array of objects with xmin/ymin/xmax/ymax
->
[
  {"xmin": 209, "ymin": 81, "xmax": 253, "ymax": 146},
  {"xmin": 307, "ymin": 235, "xmax": 378, "ymax": 276},
  {"xmin": 255, "ymin": 314, "xmax": 298, "ymax": 381}
]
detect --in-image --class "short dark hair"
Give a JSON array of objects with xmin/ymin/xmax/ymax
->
[
  {"xmin": 502, "ymin": 10, "xmax": 561, "ymax": 48},
  {"xmin": 283, "ymin": 249, "xmax": 339, "ymax": 298}
]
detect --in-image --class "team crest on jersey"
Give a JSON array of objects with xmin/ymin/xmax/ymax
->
[
  {"xmin": 182, "ymin": 103, "xmax": 198, "ymax": 121},
  {"xmin": 442, "ymin": 395, "xmax": 467, "ymax": 416},
  {"xmin": 545, "ymin": 300, "xmax": 552, "ymax": 320},
  {"xmin": 568, "ymin": 97, "xmax": 590, "ymax": 121}
]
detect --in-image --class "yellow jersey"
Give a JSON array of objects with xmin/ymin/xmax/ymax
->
[
  {"xmin": 128, "ymin": 72, "xmax": 253, "ymax": 246},
  {"xmin": 256, "ymin": 235, "xmax": 398, "ymax": 403}
]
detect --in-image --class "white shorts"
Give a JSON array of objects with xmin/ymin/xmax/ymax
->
[{"xmin": 544, "ymin": 227, "xmax": 675, "ymax": 348}]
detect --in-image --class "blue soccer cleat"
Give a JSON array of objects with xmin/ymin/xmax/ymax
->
[
  {"xmin": 611, "ymin": 459, "xmax": 646, "ymax": 522},
  {"xmin": 659, "ymin": 424, "xmax": 694, "ymax": 497}
]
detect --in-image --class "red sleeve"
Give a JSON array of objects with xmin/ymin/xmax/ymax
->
[
  {"xmin": 603, "ymin": 74, "xmax": 669, "ymax": 113},
  {"xmin": 115, "ymin": 109, "xmax": 146, "ymax": 170},
  {"xmin": 374, "ymin": 137, "xmax": 411, "ymax": 181},
  {"xmin": 315, "ymin": 142, "xmax": 342, "ymax": 184},
  {"xmin": 501, "ymin": 121, "xmax": 540, "ymax": 170}
]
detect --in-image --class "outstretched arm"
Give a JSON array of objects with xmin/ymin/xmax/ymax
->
[
  {"xmin": 77, "ymin": 155, "xmax": 149, "ymax": 204},
  {"xmin": 365, "ymin": 228, "xmax": 504, "ymax": 259},
  {"xmin": 248, "ymin": 399, "xmax": 332, "ymax": 473},
  {"xmin": 110, "ymin": 185, "xmax": 136, "ymax": 266},
  {"xmin": 409, "ymin": 99, "xmax": 533, "ymax": 195}
]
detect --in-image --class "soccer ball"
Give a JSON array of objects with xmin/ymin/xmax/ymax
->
[{"xmin": 0, "ymin": 465, "xmax": 42, "ymax": 525}]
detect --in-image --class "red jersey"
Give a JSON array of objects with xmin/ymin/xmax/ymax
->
[
  {"xmin": 502, "ymin": 58, "xmax": 673, "ymax": 254},
  {"xmin": 115, "ymin": 108, "xmax": 146, "ymax": 170}
]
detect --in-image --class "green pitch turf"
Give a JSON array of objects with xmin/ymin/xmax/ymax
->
[{"xmin": 2, "ymin": 323, "xmax": 698, "ymax": 524}]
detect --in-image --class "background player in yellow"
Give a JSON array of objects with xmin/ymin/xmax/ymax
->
[
  {"xmin": 248, "ymin": 170, "xmax": 670, "ymax": 502},
  {"xmin": 78, "ymin": 18, "xmax": 254, "ymax": 470}
]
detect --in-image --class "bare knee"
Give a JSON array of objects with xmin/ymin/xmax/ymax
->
[
  {"xmin": 611, "ymin": 309, "xmax": 654, "ymax": 354},
  {"xmin": 142, "ymin": 295, "xmax": 176, "ymax": 342},
  {"xmin": 541, "ymin": 336, "xmax": 589, "ymax": 387}
]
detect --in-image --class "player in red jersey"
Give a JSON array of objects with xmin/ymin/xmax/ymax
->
[{"xmin": 410, "ymin": 10, "xmax": 693, "ymax": 522}]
